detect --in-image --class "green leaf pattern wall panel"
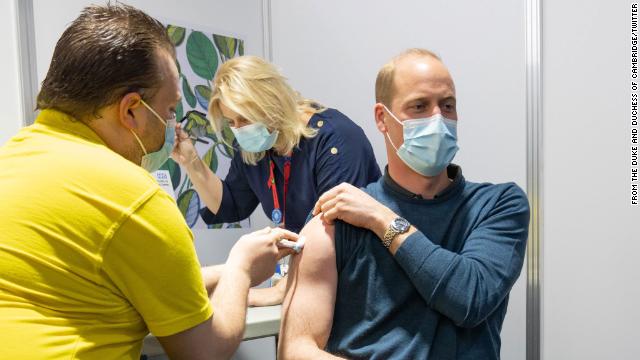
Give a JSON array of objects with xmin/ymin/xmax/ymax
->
[
  {"xmin": 186, "ymin": 31, "xmax": 219, "ymax": 81},
  {"xmin": 163, "ymin": 23, "xmax": 246, "ymax": 230}
]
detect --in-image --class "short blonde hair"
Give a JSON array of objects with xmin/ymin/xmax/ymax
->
[
  {"xmin": 375, "ymin": 48, "xmax": 441, "ymax": 106},
  {"xmin": 209, "ymin": 56, "xmax": 323, "ymax": 165}
]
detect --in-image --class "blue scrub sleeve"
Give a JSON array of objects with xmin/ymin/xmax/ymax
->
[
  {"xmin": 314, "ymin": 128, "xmax": 381, "ymax": 197},
  {"xmin": 200, "ymin": 151, "xmax": 259, "ymax": 225},
  {"xmin": 393, "ymin": 184, "xmax": 530, "ymax": 328}
]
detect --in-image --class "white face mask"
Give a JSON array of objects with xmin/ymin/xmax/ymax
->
[{"xmin": 383, "ymin": 104, "xmax": 459, "ymax": 177}]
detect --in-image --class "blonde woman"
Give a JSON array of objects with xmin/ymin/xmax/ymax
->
[{"xmin": 173, "ymin": 56, "xmax": 380, "ymax": 235}]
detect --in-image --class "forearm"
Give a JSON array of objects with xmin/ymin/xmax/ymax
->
[
  {"xmin": 208, "ymin": 264, "xmax": 251, "ymax": 356},
  {"xmin": 393, "ymin": 230, "xmax": 524, "ymax": 327},
  {"xmin": 202, "ymin": 265, "xmax": 224, "ymax": 296},
  {"xmin": 185, "ymin": 157, "xmax": 223, "ymax": 214},
  {"xmin": 279, "ymin": 339, "xmax": 345, "ymax": 360},
  {"xmin": 248, "ymin": 276, "xmax": 287, "ymax": 307},
  {"xmin": 367, "ymin": 208, "xmax": 506, "ymax": 327}
]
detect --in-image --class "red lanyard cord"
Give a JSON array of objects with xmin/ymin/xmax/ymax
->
[
  {"xmin": 268, "ymin": 157, "xmax": 291, "ymax": 226},
  {"xmin": 283, "ymin": 158, "xmax": 290, "ymax": 219}
]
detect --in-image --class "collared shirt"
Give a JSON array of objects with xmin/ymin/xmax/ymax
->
[
  {"xmin": 0, "ymin": 109, "xmax": 211, "ymax": 359},
  {"xmin": 383, "ymin": 164, "xmax": 463, "ymax": 200}
]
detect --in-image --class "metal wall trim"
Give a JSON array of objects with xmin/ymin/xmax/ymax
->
[
  {"xmin": 526, "ymin": 0, "xmax": 542, "ymax": 359},
  {"xmin": 15, "ymin": 0, "xmax": 38, "ymax": 126},
  {"xmin": 262, "ymin": 0, "xmax": 273, "ymax": 62}
]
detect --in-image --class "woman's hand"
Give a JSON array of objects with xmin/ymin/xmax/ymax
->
[{"xmin": 171, "ymin": 126, "xmax": 199, "ymax": 167}]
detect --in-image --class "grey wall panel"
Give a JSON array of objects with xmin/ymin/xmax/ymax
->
[{"xmin": 542, "ymin": 1, "xmax": 640, "ymax": 359}]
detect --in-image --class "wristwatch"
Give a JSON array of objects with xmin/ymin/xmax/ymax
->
[{"xmin": 382, "ymin": 217, "xmax": 411, "ymax": 248}]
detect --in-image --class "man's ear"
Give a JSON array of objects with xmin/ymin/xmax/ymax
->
[
  {"xmin": 118, "ymin": 92, "xmax": 143, "ymax": 130},
  {"xmin": 374, "ymin": 103, "xmax": 388, "ymax": 133}
]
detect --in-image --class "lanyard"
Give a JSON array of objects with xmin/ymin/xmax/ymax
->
[{"xmin": 268, "ymin": 156, "xmax": 291, "ymax": 227}]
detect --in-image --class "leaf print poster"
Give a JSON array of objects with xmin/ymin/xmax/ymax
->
[{"xmin": 160, "ymin": 23, "xmax": 248, "ymax": 230}]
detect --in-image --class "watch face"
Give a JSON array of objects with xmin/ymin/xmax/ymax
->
[{"xmin": 391, "ymin": 217, "xmax": 410, "ymax": 232}]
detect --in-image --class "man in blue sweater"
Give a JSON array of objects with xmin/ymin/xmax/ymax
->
[{"xmin": 277, "ymin": 48, "xmax": 530, "ymax": 359}]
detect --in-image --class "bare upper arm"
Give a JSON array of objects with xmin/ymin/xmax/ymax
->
[
  {"xmin": 278, "ymin": 215, "xmax": 338, "ymax": 358},
  {"xmin": 156, "ymin": 265, "xmax": 250, "ymax": 360},
  {"xmin": 156, "ymin": 316, "xmax": 223, "ymax": 360},
  {"xmin": 156, "ymin": 301, "xmax": 243, "ymax": 360}
]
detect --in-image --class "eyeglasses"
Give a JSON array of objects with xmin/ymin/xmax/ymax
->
[{"xmin": 180, "ymin": 110, "xmax": 210, "ymax": 144}]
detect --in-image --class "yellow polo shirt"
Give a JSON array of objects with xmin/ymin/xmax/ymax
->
[{"xmin": 0, "ymin": 109, "xmax": 213, "ymax": 359}]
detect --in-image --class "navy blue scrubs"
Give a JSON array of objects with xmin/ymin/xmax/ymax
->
[{"xmin": 200, "ymin": 108, "xmax": 381, "ymax": 233}]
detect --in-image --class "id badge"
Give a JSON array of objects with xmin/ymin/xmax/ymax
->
[{"xmin": 271, "ymin": 208, "xmax": 283, "ymax": 226}]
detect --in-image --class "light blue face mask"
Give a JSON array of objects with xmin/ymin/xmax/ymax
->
[
  {"xmin": 383, "ymin": 105, "xmax": 459, "ymax": 177},
  {"xmin": 230, "ymin": 122, "xmax": 279, "ymax": 153},
  {"xmin": 130, "ymin": 100, "xmax": 176, "ymax": 172}
]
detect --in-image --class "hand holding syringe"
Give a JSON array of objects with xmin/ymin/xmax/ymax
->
[{"xmin": 277, "ymin": 236, "xmax": 306, "ymax": 254}]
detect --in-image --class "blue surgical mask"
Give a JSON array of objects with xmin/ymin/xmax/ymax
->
[
  {"xmin": 383, "ymin": 105, "xmax": 459, "ymax": 177},
  {"xmin": 230, "ymin": 122, "xmax": 279, "ymax": 153},
  {"xmin": 130, "ymin": 100, "xmax": 176, "ymax": 172}
]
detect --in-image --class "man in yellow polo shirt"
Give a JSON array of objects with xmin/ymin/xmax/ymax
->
[{"xmin": 0, "ymin": 4, "xmax": 296, "ymax": 359}]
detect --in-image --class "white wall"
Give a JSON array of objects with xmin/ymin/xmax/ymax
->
[
  {"xmin": 33, "ymin": 0, "xmax": 267, "ymax": 89},
  {"xmin": 542, "ymin": 1, "xmax": 640, "ymax": 359},
  {"xmin": 0, "ymin": 0, "xmax": 23, "ymax": 145},
  {"xmin": 270, "ymin": 1, "xmax": 528, "ymax": 359}
]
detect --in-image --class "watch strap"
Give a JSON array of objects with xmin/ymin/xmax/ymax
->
[{"xmin": 382, "ymin": 217, "xmax": 410, "ymax": 248}]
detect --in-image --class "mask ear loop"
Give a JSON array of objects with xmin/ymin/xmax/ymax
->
[
  {"xmin": 381, "ymin": 104, "xmax": 403, "ymax": 125},
  {"xmin": 140, "ymin": 99, "xmax": 168, "ymax": 127},
  {"xmin": 219, "ymin": 137, "xmax": 241, "ymax": 152},
  {"xmin": 128, "ymin": 99, "xmax": 154, "ymax": 156},
  {"xmin": 216, "ymin": 116, "xmax": 242, "ymax": 152},
  {"xmin": 385, "ymin": 131, "xmax": 400, "ymax": 152},
  {"xmin": 381, "ymin": 104, "xmax": 402, "ymax": 152},
  {"xmin": 130, "ymin": 129, "xmax": 148, "ymax": 155},
  {"xmin": 127, "ymin": 98, "xmax": 164, "ymax": 156}
]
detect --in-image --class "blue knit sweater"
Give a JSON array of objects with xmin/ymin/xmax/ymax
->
[{"xmin": 326, "ymin": 165, "xmax": 530, "ymax": 359}]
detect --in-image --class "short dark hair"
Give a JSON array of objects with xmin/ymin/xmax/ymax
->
[{"xmin": 36, "ymin": 2, "xmax": 175, "ymax": 120}]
